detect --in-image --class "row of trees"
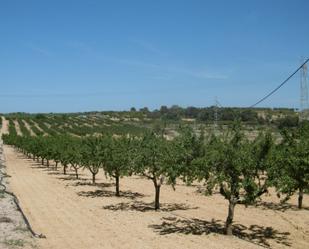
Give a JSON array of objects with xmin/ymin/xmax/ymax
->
[
  {"xmin": 12, "ymin": 115, "xmax": 149, "ymax": 137},
  {"xmin": 2, "ymin": 122, "xmax": 308, "ymax": 236}
]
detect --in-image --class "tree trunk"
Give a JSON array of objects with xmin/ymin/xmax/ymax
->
[
  {"xmin": 41, "ymin": 158, "xmax": 44, "ymax": 165},
  {"xmin": 92, "ymin": 173, "xmax": 96, "ymax": 184},
  {"xmin": 115, "ymin": 175, "xmax": 120, "ymax": 196},
  {"xmin": 47, "ymin": 160, "xmax": 49, "ymax": 167},
  {"xmin": 55, "ymin": 161, "xmax": 58, "ymax": 170},
  {"xmin": 63, "ymin": 164, "xmax": 67, "ymax": 175},
  {"xmin": 225, "ymin": 199, "xmax": 236, "ymax": 235},
  {"xmin": 298, "ymin": 187, "xmax": 304, "ymax": 209},
  {"xmin": 154, "ymin": 184, "xmax": 161, "ymax": 211},
  {"xmin": 74, "ymin": 167, "xmax": 79, "ymax": 179}
]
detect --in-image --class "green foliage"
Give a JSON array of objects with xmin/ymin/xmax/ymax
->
[
  {"xmin": 187, "ymin": 122, "xmax": 273, "ymax": 235},
  {"xmin": 63, "ymin": 136, "xmax": 83, "ymax": 178},
  {"xmin": 276, "ymin": 116, "xmax": 299, "ymax": 129},
  {"xmin": 269, "ymin": 125, "xmax": 309, "ymax": 208},
  {"xmin": 133, "ymin": 132, "xmax": 175, "ymax": 184},
  {"xmin": 81, "ymin": 136, "xmax": 105, "ymax": 184},
  {"xmin": 17, "ymin": 119, "xmax": 31, "ymax": 136},
  {"xmin": 173, "ymin": 126, "xmax": 205, "ymax": 183},
  {"xmin": 103, "ymin": 135, "xmax": 133, "ymax": 195},
  {"xmin": 133, "ymin": 131, "xmax": 178, "ymax": 209},
  {"xmin": 26, "ymin": 119, "xmax": 44, "ymax": 136},
  {"xmin": 34, "ymin": 114, "xmax": 47, "ymax": 120},
  {"xmin": 7, "ymin": 118, "xmax": 17, "ymax": 136}
]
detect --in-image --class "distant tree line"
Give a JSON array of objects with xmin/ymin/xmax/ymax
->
[{"xmin": 135, "ymin": 105, "xmax": 297, "ymax": 125}]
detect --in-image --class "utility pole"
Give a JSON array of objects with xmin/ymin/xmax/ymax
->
[{"xmin": 300, "ymin": 58, "xmax": 309, "ymax": 121}]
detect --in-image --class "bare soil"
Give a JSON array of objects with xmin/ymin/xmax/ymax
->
[
  {"xmin": 1, "ymin": 117, "xmax": 9, "ymax": 135},
  {"xmin": 31, "ymin": 121, "xmax": 46, "ymax": 135},
  {"xmin": 22, "ymin": 120, "xmax": 36, "ymax": 136},
  {"xmin": 3, "ymin": 145, "xmax": 309, "ymax": 249},
  {"xmin": 13, "ymin": 120, "xmax": 22, "ymax": 136}
]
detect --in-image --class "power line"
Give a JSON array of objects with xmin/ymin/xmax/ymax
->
[{"xmin": 250, "ymin": 58, "xmax": 309, "ymax": 108}]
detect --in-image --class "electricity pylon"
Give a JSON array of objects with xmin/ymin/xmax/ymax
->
[{"xmin": 300, "ymin": 58, "xmax": 309, "ymax": 121}]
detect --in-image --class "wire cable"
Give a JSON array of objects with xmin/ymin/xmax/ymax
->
[{"xmin": 250, "ymin": 58, "xmax": 309, "ymax": 108}]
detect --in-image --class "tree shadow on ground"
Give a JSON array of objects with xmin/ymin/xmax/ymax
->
[
  {"xmin": 30, "ymin": 164, "xmax": 48, "ymax": 169},
  {"xmin": 73, "ymin": 182, "xmax": 115, "ymax": 188},
  {"xmin": 29, "ymin": 162, "xmax": 55, "ymax": 170},
  {"xmin": 78, "ymin": 189, "xmax": 145, "ymax": 199},
  {"xmin": 16, "ymin": 155, "xmax": 30, "ymax": 160},
  {"xmin": 255, "ymin": 201, "xmax": 309, "ymax": 212},
  {"xmin": 103, "ymin": 201, "xmax": 197, "ymax": 212},
  {"xmin": 46, "ymin": 171, "xmax": 63, "ymax": 175},
  {"xmin": 58, "ymin": 175, "xmax": 86, "ymax": 181},
  {"xmin": 149, "ymin": 217, "xmax": 291, "ymax": 248},
  {"xmin": 27, "ymin": 160, "xmax": 55, "ymax": 169},
  {"xmin": 57, "ymin": 178, "xmax": 116, "ymax": 188},
  {"xmin": 195, "ymin": 186, "xmax": 220, "ymax": 195}
]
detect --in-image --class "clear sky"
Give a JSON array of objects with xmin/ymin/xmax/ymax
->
[{"xmin": 1, "ymin": 0, "xmax": 308, "ymax": 113}]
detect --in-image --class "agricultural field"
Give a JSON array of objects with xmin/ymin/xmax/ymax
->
[
  {"xmin": 1, "ymin": 106, "xmax": 299, "ymax": 139},
  {"xmin": 0, "ymin": 109, "xmax": 308, "ymax": 249},
  {"xmin": 2, "ymin": 1, "xmax": 309, "ymax": 248}
]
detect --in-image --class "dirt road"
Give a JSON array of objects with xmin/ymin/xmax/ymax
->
[
  {"xmin": 1, "ymin": 120, "xmax": 36, "ymax": 249},
  {"xmin": 4, "ymin": 145, "xmax": 309, "ymax": 249}
]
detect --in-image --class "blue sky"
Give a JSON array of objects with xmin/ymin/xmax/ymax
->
[{"xmin": 0, "ymin": 0, "xmax": 308, "ymax": 113}]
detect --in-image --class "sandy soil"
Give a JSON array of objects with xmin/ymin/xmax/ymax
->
[
  {"xmin": 13, "ymin": 120, "xmax": 22, "ymax": 136},
  {"xmin": 3, "ymin": 145, "xmax": 309, "ymax": 249},
  {"xmin": 22, "ymin": 120, "xmax": 36, "ymax": 136},
  {"xmin": 31, "ymin": 121, "xmax": 48, "ymax": 136},
  {"xmin": 1, "ymin": 117, "xmax": 9, "ymax": 135},
  {"xmin": 32, "ymin": 121, "xmax": 43, "ymax": 132},
  {"xmin": 44, "ymin": 123, "xmax": 51, "ymax": 129}
]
